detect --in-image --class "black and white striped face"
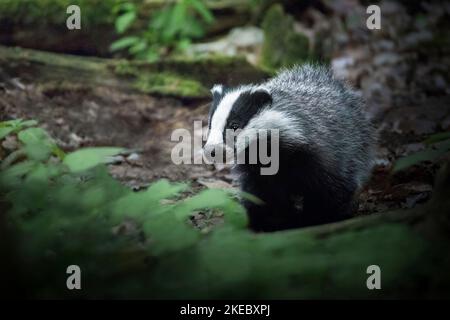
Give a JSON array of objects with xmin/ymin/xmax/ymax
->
[{"xmin": 204, "ymin": 84, "xmax": 272, "ymax": 157}]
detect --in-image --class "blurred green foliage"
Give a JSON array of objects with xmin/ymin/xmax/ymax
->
[
  {"xmin": 1, "ymin": 120, "xmax": 448, "ymax": 298},
  {"xmin": 0, "ymin": 0, "xmax": 119, "ymax": 26},
  {"xmin": 110, "ymin": 0, "xmax": 214, "ymax": 61},
  {"xmin": 0, "ymin": 119, "xmax": 246, "ymax": 297},
  {"xmin": 261, "ymin": 4, "xmax": 311, "ymax": 70}
]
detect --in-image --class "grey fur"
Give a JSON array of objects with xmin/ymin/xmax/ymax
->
[
  {"xmin": 207, "ymin": 64, "xmax": 376, "ymax": 231},
  {"xmin": 262, "ymin": 64, "xmax": 376, "ymax": 187}
]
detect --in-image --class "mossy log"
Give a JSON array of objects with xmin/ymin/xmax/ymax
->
[{"xmin": 0, "ymin": 45, "xmax": 269, "ymax": 99}]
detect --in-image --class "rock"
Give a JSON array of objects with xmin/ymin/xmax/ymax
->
[
  {"xmin": 331, "ymin": 56, "xmax": 354, "ymax": 80},
  {"xmin": 126, "ymin": 152, "xmax": 140, "ymax": 161},
  {"xmin": 187, "ymin": 27, "xmax": 264, "ymax": 65},
  {"xmin": 197, "ymin": 178, "xmax": 233, "ymax": 189},
  {"xmin": 107, "ymin": 155, "xmax": 125, "ymax": 165}
]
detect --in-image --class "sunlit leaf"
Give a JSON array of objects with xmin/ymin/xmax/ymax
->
[
  {"xmin": 18, "ymin": 127, "xmax": 52, "ymax": 146},
  {"xmin": 17, "ymin": 127, "xmax": 58, "ymax": 160},
  {"xmin": 189, "ymin": 0, "xmax": 214, "ymax": 24},
  {"xmin": 115, "ymin": 11, "xmax": 136, "ymax": 34},
  {"xmin": 112, "ymin": 179, "xmax": 187, "ymax": 220},
  {"xmin": 178, "ymin": 189, "xmax": 247, "ymax": 228},
  {"xmin": 128, "ymin": 40, "xmax": 147, "ymax": 54},
  {"xmin": 63, "ymin": 147, "xmax": 123, "ymax": 172},
  {"xmin": 0, "ymin": 127, "xmax": 14, "ymax": 140},
  {"xmin": 110, "ymin": 36, "xmax": 140, "ymax": 52},
  {"xmin": 0, "ymin": 119, "xmax": 38, "ymax": 139}
]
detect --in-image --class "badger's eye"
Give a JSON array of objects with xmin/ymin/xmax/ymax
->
[{"xmin": 230, "ymin": 123, "xmax": 239, "ymax": 130}]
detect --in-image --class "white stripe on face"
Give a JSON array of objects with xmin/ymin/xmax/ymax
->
[
  {"xmin": 206, "ymin": 89, "xmax": 244, "ymax": 147},
  {"xmin": 235, "ymin": 109, "xmax": 306, "ymax": 153}
]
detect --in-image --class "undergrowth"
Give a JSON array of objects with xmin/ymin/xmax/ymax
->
[{"xmin": 1, "ymin": 119, "xmax": 447, "ymax": 299}]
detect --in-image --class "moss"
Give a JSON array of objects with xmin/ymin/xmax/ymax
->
[
  {"xmin": 261, "ymin": 4, "xmax": 311, "ymax": 70},
  {"xmin": 1, "ymin": 45, "xmax": 268, "ymax": 99},
  {"xmin": 115, "ymin": 54, "xmax": 269, "ymax": 86},
  {"xmin": 111, "ymin": 54, "xmax": 269, "ymax": 96},
  {"xmin": 134, "ymin": 73, "xmax": 209, "ymax": 99},
  {"xmin": 112, "ymin": 60, "xmax": 209, "ymax": 98}
]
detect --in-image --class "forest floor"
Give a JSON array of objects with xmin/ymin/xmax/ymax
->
[
  {"xmin": 1, "ymin": 1, "xmax": 449, "ymax": 228},
  {"xmin": 1, "ymin": 71, "xmax": 447, "ymax": 225}
]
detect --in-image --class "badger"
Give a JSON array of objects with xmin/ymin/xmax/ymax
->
[{"xmin": 203, "ymin": 64, "xmax": 376, "ymax": 232}]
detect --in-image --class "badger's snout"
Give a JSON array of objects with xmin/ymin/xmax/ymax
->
[
  {"xmin": 202, "ymin": 143, "xmax": 217, "ymax": 159},
  {"xmin": 203, "ymin": 143, "xmax": 223, "ymax": 162},
  {"xmin": 202, "ymin": 143, "xmax": 227, "ymax": 163}
]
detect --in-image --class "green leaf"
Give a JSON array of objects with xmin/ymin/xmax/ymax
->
[
  {"xmin": 17, "ymin": 127, "xmax": 56, "ymax": 161},
  {"xmin": 0, "ymin": 127, "xmax": 14, "ymax": 140},
  {"xmin": 143, "ymin": 49, "xmax": 160, "ymax": 62},
  {"xmin": 189, "ymin": 0, "xmax": 214, "ymax": 24},
  {"xmin": 110, "ymin": 36, "xmax": 140, "ymax": 52},
  {"xmin": 52, "ymin": 146, "xmax": 66, "ymax": 160},
  {"xmin": 25, "ymin": 144, "xmax": 52, "ymax": 161},
  {"xmin": 115, "ymin": 11, "xmax": 136, "ymax": 34},
  {"xmin": 0, "ymin": 119, "xmax": 37, "ymax": 128},
  {"xmin": 18, "ymin": 127, "xmax": 52, "ymax": 146},
  {"xmin": 0, "ymin": 119, "xmax": 38, "ymax": 139},
  {"xmin": 20, "ymin": 120, "xmax": 39, "ymax": 128},
  {"xmin": 425, "ymin": 132, "xmax": 450, "ymax": 145},
  {"xmin": 128, "ymin": 40, "xmax": 147, "ymax": 55},
  {"xmin": 165, "ymin": 0, "xmax": 188, "ymax": 40},
  {"xmin": 393, "ymin": 140, "xmax": 450, "ymax": 172},
  {"xmin": 146, "ymin": 179, "xmax": 188, "ymax": 201},
  {"xmin": 176, "ymin": 38, "xmax": 191, "ymax": 51},
  {"xmin": 181, "ymin": 18, "xmax": 204, "ymax": 38},
  {"xmin": 178, "ymin": 189, "xmax": 247, "ymax": 228},
  {"xmin": 142, "ymin": 213, "xmax": 199, "ymax": 255},
  {"xmin": 63, "ymin": 147, "xmax": 124, "ymax": 172},
  {"xmin": 0, "ymin": 160, "xmax": 36, "ymax": 187},
  {"xmin": 150, "ymin": 7, "xmax": 171, "ymax": 30},
  {"xmin": 0, "ymin": 119, "xmax": 22, "ymax": 128},
  {"xmin": 112, "ymin": 179, "xmax": 187, "ymax": 221}
]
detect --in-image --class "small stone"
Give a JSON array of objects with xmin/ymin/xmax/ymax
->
[
  {"xmin": 197, "ymin": 178, "xmax": 233, "ymax": 189},
  {"xmin": 127, "ymin": 153, "xmax": 140, "ymax": 161}
]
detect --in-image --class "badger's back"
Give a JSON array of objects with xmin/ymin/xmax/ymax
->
[{"xmin": 264, "ymin": 64, "xmax": 376, "ymax": 187}]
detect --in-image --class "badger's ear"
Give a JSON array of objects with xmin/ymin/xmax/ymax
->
[
  {"xmin": 211, "ymin": 84, "xmax": 225, "ymax": 99},
  {"xmin": 250, "ymin": 87, "xmax": 272, "ymax": 106}
]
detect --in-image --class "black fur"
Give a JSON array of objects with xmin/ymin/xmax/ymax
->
[
  {"xmin": 235, "ymin": 145, "xmax": 356, "ymax": 232},
  {"xmin": 207, "ymin": 65, "xmax": 375, "ymax": 232},
  {"xmin": 223, "ymin": 89, "xmax": 272, "ymax": 141}
]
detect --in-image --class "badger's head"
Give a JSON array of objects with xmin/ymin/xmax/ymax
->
[{"xmin": 203, "ymin": 84, "xmax": 272, "ymax": 162}]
